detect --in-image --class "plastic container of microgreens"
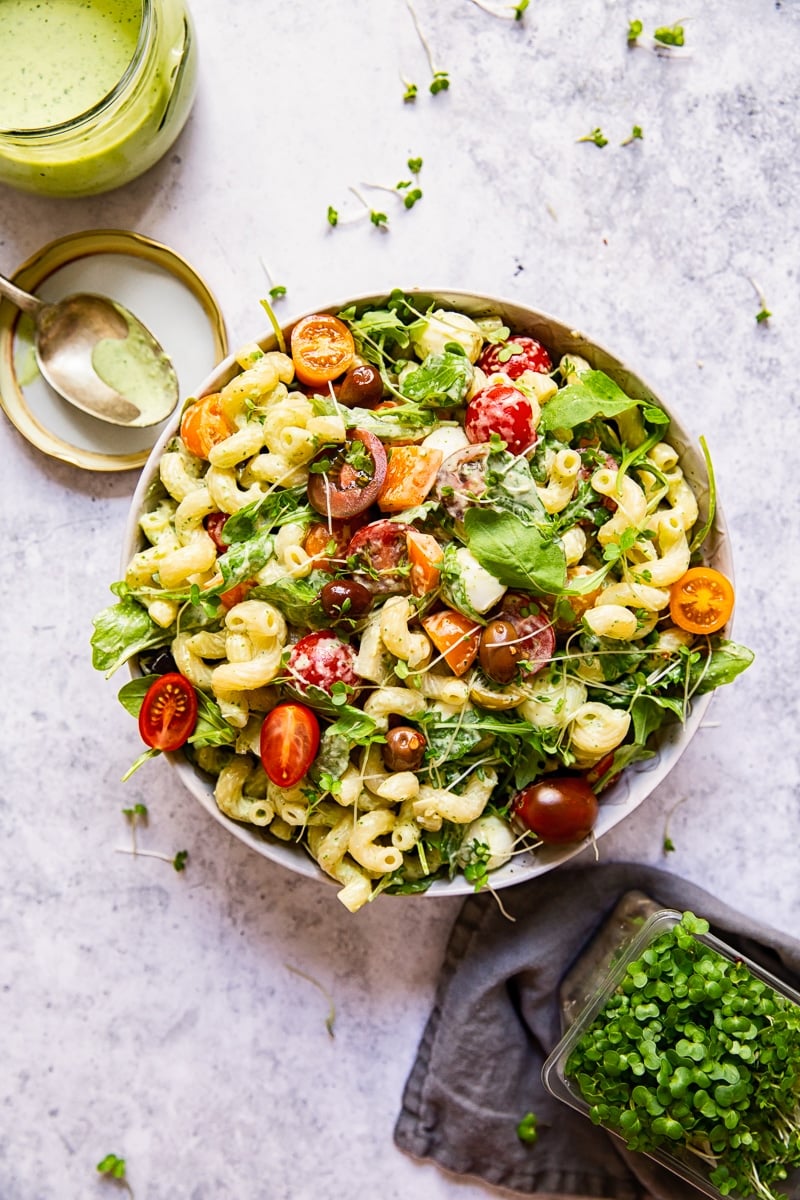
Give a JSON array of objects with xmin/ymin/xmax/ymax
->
[{"xmin": 542, "ymin": 903, "xmax": 800, "ymax": 1200}]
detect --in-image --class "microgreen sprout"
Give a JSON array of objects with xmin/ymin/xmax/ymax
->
[
  {"xmin": 577, "ymin": 127, "xmax": 609, "ymax": 148},
  {"xmin": 654, "ymin": 21, "xmax": 685, "ymax": 45},
  {"xmin": 661, "ymin": 795, "xmax": 687, "ymax": 853},
  {"xmin": 96, "ymin": 1154, "xmax": 133, "ymax": 1194},
  {"xmin": 401, "ymin": 76, "xmax": 418, "ymax": 102},
  {"xmin": 405, "ymin": 0, "xmax": 450, "ymax": 94},
  {"xmin": 407, "ymin": 156, "xmax": 423, "ymax": 174},
  {"xmin": 627, "ymin": 17, "xmax": 643, "ymax": 44},
  {"xmin": 466, "ymin": 0, "xmax": 529, "ymax": 21},
  {"xmin": 259, "ymin": 257, "xmax": 286, "ymax": 302},
  {"xmin": 327, "ymin": 205, "xmax": 339, "ymax": 227},
  {"xmin": 621, "ymin": 124, "xmax": 644, "ymax": 145},
  {"xmin": 116, "ymin": 806, "xmax": 188, "ymax": 872},
  {"xmin": 565, "ymin": 911, "xmax": 800, "ymax": 1200},
  {"xmin": 516, "ymin": 1111, "xmax": 538, "ymax": 1143},
  {"xmin": 749, "ymin": 277, "xmax": 773, "ymax": 324},
  {"xmin": 285, "ymin": 964, "xmax": 336, "ymax": 1038}
]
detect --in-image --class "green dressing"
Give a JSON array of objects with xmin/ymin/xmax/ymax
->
[
  {"xmin": 91, "ymin": 308, "xmax": 178, "ymax": 427},
  {"xmin": 0, "ymin": 0, "xmax": 197, "ymax": 197},
  {"xmin": 0, "ymin": 0, "xmax": 143, "ymax": 130}
]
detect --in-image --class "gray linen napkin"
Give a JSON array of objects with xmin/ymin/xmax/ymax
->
[{"xmin": 394, "ymin": 862, "xmax": 800, "ymax": 1199}]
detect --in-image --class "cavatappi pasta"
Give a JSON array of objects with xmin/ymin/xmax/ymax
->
[{"xmin": 92, "ymin": 293, "xmax": 752, "ymax": 911}]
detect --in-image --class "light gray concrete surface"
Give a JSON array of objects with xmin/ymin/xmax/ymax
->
[{"xmin": 1, "ymin": 2, "xmax": 798, "ymax": 1197}]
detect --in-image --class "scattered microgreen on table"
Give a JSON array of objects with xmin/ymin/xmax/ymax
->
[
  {"xmin": 405, "ymin": 0, "xmax": 450, "ymax": 94},
  {"xmin": 96, "ymin": 1154, "xmax": 133, "ymax": 1194},
  {"xmin": 577, "ymin": 127, "xmax": 609, "ymax": 148},
  {"xmin": 565, "ymin": 912, "xmax": 800, "ymax": 1200},
  {"xmin": 516, "ymin": 1111, "xmax": 539, "ymax": 1143}
]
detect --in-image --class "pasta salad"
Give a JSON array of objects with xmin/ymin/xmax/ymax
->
[{"xmin": 92, "ymin": 291, "xmax": 753, "ymax": 911}]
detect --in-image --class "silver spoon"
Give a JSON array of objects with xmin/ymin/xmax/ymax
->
[{"xmin": 0, "ymin": 272, "xmax": 179, "ymax": 427}]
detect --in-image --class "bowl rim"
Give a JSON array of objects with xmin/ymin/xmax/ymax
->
[{"xmin": 122, "ymin": 287, "xmax": 733, "ymax": 898}]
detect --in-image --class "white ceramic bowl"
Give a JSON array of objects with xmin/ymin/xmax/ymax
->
[{"xmin": 123, "ymin": 289, "xmax": 731, "ymax": 897}]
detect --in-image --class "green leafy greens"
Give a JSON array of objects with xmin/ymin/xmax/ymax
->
[{"xmin": 565, "ymin": 912, "xmax": 800, "ymax": 1200}]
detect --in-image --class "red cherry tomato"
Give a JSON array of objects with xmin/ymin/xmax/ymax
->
[
  {"xmin": 287, "ymin": 630, "xmax": 361, "ymax": 697},
  {"xmin": 204, "ymin": 512, "xmax": 229, "ymax": 551},
  {"xmin": 465, "ymin": 385, "xmax": 536, "ymax": 456},
  {"xmin": 478, "ymin": 335, "xmax": 552, "ymax": 379},
  {"xmin": 138, "ymin": 673, "xmax": 198, "ymax": 752},
  {"xmin": 290, "ymin": 313, "xmax": 355, "ymax": 387},
  {"xmin": 306, "ymin": 429, "xmax": 387, "ymax": 519},
  {"xmin": 497, "ymin": 593, "xmax": 556, "ymax": 678},
  {"xmin": 345, "ymin": 519, "xmax": 412, "ymax": 594},
  {"xmin": 259, "ymin": 702, "xmax": 320, "ymax": 788},
  {"xmin": 512, "ymin": 777, "xmax": 599, "ymax": 844}
]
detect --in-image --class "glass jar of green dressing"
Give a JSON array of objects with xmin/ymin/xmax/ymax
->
[{"xmin": 0, "ymin": 0, "xmax": 198, "ymax": 197}]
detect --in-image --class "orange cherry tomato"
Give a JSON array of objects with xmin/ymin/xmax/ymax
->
[
  {"xmin": 138, "ymin": 673, "xmax": 198, "ymax": 752},
  {"xmin": 421, "ymin": 609, "xmax": 481, "ymax": 676},
  {"xmin": 219, "ymin": 580, "xmax": 255, "ymax": 610},
  {"xmin": 259, "ymin": 702, "xmax": 320, "ymax": 788},
  {"xmin": 669, "ymin": 567, "xmax": 734, "ymax": 634},
  {"xmin": 180, "ymin": 393, "xmax": 236, "ymax": 460},
  {"xmin": 290, "ymin": 313, "xmax": 355, "ymax": 387},
  {"xmin": 406, "ymin": 530, "xmax": 444, "ymax": 597}
]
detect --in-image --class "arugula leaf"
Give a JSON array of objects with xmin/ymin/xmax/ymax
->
[
  {"xmin": 324, "ymin": 705, "xmax": 381, "ymax": 745},
  {"xmin": 539, "ymin": 370, "xmax": 668, "ymax": 434},
  {"xmin": 464, "ymin": 507, "xmax": 567, "ymax": 594},
  {"xmin": 217, "ymin": 529, "xmax": 275, "ymax": 591},
  {"xmin": 91, "ymin": 597, "xmax": 173, "ymax": 677},
  {"xmin": 401, "ymin": 350, "xmax": 473, "ymax": 407},
  {"xmin": 339, "ymin": 307, "xmax": 411, "ymax": 352},
  {"xmin": 251, "ymin": 571, "xmax": 329, "ymax": 629},
  {"xmin": 220, "ymin": 487, "xmax": 309, "ymax": 543},
  {"xmin": 688, "ymin": 640, "xmax": 754, "ymax": 695}
]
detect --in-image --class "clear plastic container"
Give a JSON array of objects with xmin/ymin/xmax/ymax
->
[
  {"xmin": 0, "ymin": 0, "xmax": 197, "ymax": 196},
  {"xmin": 542, "ymin": 905, "xmax": 800, "ymax": 1200}
]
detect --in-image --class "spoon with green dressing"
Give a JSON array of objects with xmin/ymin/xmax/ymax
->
[{"xmin": 0, "ymin": 273, "xmax": 179, "ymax": 427}]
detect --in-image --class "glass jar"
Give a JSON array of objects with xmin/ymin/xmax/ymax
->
[{"xmin": 0, "ymin": 0, "xmax": 198, "ymax": 197}]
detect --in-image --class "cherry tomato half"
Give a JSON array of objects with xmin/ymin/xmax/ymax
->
[
  {"xmin": 290, "ymin": 313, "xmax": 355, "ymax": 387},
  {"xmin": 138, "ymin": 673, "xmax": 199, "ymax": 752},
  {"xmin": 669, "ymin": 567, "xmax": 735, "ymax": 634},
  {"xmin": 478, "ymin": 335, "xmax": 552, "ymax": 380},
  {"xmin": 259, "ymin": 702, "xmax": 320, "ymax": 788},
  {"xmin": 180, "ymin": 393, "xmax": 235, "ymax": 460},
  {"xmin": 346, "ymin": 519, "xmax": 412, "ymax": 595},
  {"xmin": 465, "ymin": 385, "xmax": 536, "ymax": 456},
  {"xmin": 421, "ymin": 609, "xmax": 481, "ymax": 676},
  {"xmin": 512, "ymin": 777, "xmax": 598, "ymax": 844},
  {"xmin": 306, "ymin": 429, "xmax": 387, "ymax": 519},
  {"xmin": 204, "ymin": 512, "xmax": 230, "ymax": 552}
]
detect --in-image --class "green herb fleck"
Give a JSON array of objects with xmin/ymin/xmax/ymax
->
[
  {"xmin": 327, "ymin": 205, "xmax": 339, "ymax": 227},
  {"xmin": 408, "ymin": 156, "xmax": 423, "ymax": 174},
  {"xmin": 621, "ymin": 124, "xmax": 644, "ymax": 145},
  {"xmin": 755, "ymin": 306, "xmax": 772, "ymax": 324},
  {"xmin": 269, "ymin": 285, "xmax": 287, "ymax": 301},
  {"xmin": 402, "ymin": 78, "xmax": 418, "ymax": 102},
  {"xmin": 430, "ymin": 69, "xmax": 450, "ymax": 93},
  {"xmin": 173, "ymin": 850, "xmax": 188, "ymax": 872}
]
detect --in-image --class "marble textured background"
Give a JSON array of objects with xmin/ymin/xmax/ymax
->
[{"xmin": 1, "ymin": 2, "xmax": 798, "ymax": 1197}]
